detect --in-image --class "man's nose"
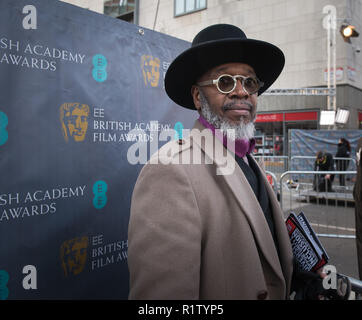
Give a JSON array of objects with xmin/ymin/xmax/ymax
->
[{"xmin": 229, "ymin": 78, "xmax": 249, "ymax": 98}]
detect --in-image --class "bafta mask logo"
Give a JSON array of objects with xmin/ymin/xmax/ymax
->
[
  {"xmin": 60, "ymin": 103, "xmax": 89, "ymax": 142},
  {"xmin": 60, "ymin": 236, "xmax": 88, "ymax": 277},
  {"xmin": 141, "ymin": 55, "xmax": 160, "ymax": 87}
]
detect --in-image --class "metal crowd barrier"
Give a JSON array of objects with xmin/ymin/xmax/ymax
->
[
  {"xmin": 263, "ymin": 163, "xmax": 360, "ymax": 299},
  {"xmin": 265, "ymin": 170, "xmax": 278, "ymax": 196},
  {"xmin": 289, "ymin": 156, "xmax": 356, "ymax": 187},
  {"xmin": 278, "ymin": 170, "xmax": 360, "ymax": 299},
  {"xmin": 255, "ymin": 156, "xmax": 289, "ymax": 176},
  {"xmin": 279, "ymin": 170, "xmax": 357, "ymax": 239},
  {"xmin": 344, "ymin": 274, "xmax": 362, "ymax": 297},
  {"xmin": 290, "ymin": 156, "xmax": 356, "ymax": 171}
]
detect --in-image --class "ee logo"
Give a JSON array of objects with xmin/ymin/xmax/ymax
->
[
  {"xmin": 93, "ymin": 180, "xmax": 108, "ymax": 209},
  {"xmin": 0, "ymin": 266, "xmax": 37, "ymax": 300},
  {"xmin": 0, "ymin": 111, "xmax": 8, "ymax": 146},
  {"xmin": 0, "ymin": 270, "xmax": 9, "ymax": 300},
  {"xmin": 92, "ymin": 54, "xmax": 107, "ymax": 82}
]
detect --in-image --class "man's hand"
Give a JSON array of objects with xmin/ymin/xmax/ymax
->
[
  {"xmin": 317, "ymin": 266, "xmax": 351, "ymax": 300},
  {"xmin": 316, "ymin": 267, "xmax": 327, "ymax": 279},
  {"xmin": 292, "ymin": 264, "xmax": 351, "ymax": 300}
]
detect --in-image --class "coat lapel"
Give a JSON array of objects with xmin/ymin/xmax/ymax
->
[
  {"xmin": 252, "ymin": 156, "xmax": 293, "ymax": 292},
  {"xmin": 190, "ymin": 120, "xmax": 291, "ymax": 289},
  {"xmin": 247, "ymin": 156, "xmax": 270, "ymax": 214}
]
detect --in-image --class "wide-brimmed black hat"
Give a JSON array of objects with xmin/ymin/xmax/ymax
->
[{"xmin": 165, "ymin": 24, "xmax": 285, "ymax": 110}]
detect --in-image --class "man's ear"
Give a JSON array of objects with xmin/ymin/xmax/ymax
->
[{"xmin": 191, "ymin": 85, "xmax": 202, "ymax": 111}]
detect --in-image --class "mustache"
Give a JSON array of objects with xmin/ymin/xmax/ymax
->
[{"xmin": 222, "ymin": 100, "xmax": 254, "ymax": 111}]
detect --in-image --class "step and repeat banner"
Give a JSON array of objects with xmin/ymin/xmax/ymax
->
[{"xmin": 0, "ymin": 0, "xmax": 194, "ymax": 299}]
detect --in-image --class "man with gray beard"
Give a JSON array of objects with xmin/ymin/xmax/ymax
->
[
  {"xmin": 198, "ymin": 90, "xmax": 256, "ymax": 142},
  {"xmin": 128, "ymin": 24, "xmax": 329, "ymax": 300}
]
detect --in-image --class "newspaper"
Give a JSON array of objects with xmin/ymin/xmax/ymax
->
[{"xmin": 286, "ymin": 212, "xmax": 329, "ymax": 272}]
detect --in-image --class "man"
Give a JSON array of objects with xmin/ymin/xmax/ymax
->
[
  {"xmin": 128, "ymin": 24, "xmax": 329, "ymax": 300},
  {"xmin": 313, "ymin": 151, "xmax": 335, "ymax": 192},
  {"xmin": 354, "ymin": 138, "xmax": 362, "ymax": 280},
  {"xmin": 335, "ymin": 138, "xmax": 351, "ymax": 186}
]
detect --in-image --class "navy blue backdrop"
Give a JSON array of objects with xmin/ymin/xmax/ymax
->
[{"xmin": 0, "ymin": 0, "xmax": 194, "ymax": 299}]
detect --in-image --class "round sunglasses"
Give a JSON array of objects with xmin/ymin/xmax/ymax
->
[{"xmin": 197, "ymin": 74, "xmax": 264, "ymax": 95}]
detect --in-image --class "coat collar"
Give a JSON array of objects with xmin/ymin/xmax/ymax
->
[
  {"xmin": 190, "ymin": 120, "xmax": 293, "ymax": 295},
  {"xmin": 198, "ymin": 115, "xmax": 256, "ymax": 158}
]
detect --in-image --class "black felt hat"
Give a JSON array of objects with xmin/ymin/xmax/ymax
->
[{"xmin": 164, "ymin": 24, "xmax": 285, "ymax": 110}]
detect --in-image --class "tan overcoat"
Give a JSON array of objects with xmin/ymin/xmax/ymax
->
[{"xmin": 128, "ymin": 120, "xmax": 293, "ymax": 299}]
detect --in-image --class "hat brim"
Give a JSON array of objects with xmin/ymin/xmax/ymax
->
[{"xmin": 165, "ymin": 38, "xmax": 285, "ymax": 110}]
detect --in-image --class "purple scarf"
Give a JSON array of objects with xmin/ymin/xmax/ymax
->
[{"xmin": 198, "ymin": 115, "xmax": 256, "ymax": 158}]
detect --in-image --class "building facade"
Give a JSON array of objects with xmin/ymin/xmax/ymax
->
[
  {"xmin": 59, "ymin": 0, "xmax": 137, "ymax": 22},
  {"xmin": 58, "ymin": 0, "xmax": 361, "ymax": 155},
  {"xmin": 60, "ymin": 0, "xmax": 104, "ymax": 13},
  {"xmin": 137, "ymin": 0, "xmax": 362, "ymax": 155}
]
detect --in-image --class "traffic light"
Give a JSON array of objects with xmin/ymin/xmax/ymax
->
[{"xmin": 340, "ymin": 24, "xmax": 359, "ymax": 43}]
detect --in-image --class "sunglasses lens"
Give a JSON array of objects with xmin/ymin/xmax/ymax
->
[
  {"xmin": 218, "ymin": 75, "xmax": 235, "ymax": 93},
  {"xmin": 244, "ymin": 77, "xmax": 259, "ymax": 94},
  {"xmin": 217, "ymin": 75, "xmax": 261, "ymax": 94}
]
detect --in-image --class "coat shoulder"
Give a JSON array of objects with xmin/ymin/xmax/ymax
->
[{"xmin": 149, "ymin": 136, "xmax": 194, "ymax": 164}]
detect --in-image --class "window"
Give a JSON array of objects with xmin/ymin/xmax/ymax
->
[
  {"xmin": 104, "ymin": 0, "xmax": 135, "ymax": 22},
  {"xmin": 175, "ymin": 0, "xmax": 206, "ymax": 17}
]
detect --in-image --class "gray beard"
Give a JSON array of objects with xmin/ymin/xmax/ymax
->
[{"xmin": 199, "ymin": 91, "xmax": 256, "ymax": 141}]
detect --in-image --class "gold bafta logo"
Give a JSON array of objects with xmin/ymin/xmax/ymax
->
[
  {"xmin": 60, "ymin": 236, "xmax": 88, "ymax": 277},
  {"xmin": 141, "ymin": 55, "xmax": 160, "ymax": 87},
  {"xmin": 60, "ymin": 103, "xmax": 89, "ymax": 142}
]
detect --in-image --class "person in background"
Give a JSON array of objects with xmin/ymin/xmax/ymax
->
[
  {"xmin": 274, "ymin": 136, "xmax": 283, "ymax": 156},
  {"xmin": 335, "ymin": 137, "xmax": 351, "ymax": 186},
  {"xmin": 313, "ymin": 151, "xmax": 335, "ymax": 192}
]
